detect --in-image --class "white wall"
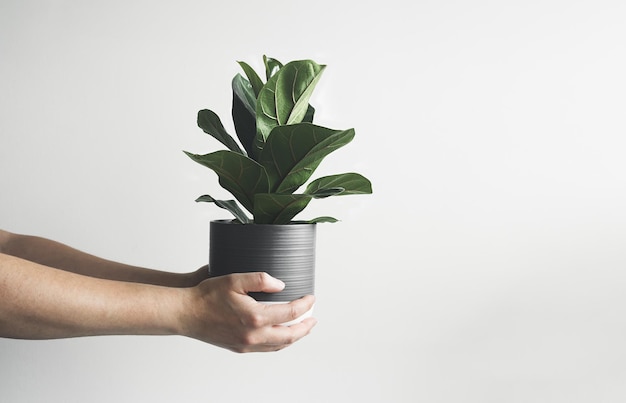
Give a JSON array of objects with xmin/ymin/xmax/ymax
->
[{"xmin": 2, "ymin": 1, "xmax": 626, "ymax": 402}]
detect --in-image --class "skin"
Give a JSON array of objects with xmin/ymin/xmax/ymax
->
[{"xmin": 0, "ymin": 229, "xmax": 316, "ymax": 353}]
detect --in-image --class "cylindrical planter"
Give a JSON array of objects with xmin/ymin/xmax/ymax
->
[{"xmin": 209, "ymin": 219, "xmax": 316, "ymax": 302}]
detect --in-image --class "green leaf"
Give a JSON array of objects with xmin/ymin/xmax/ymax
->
[
  {"xmin": 259, "ymin": 123, "xmax": 355, "ymax": 194},
  {"xmin": 253, "ymin": 193, "xmax": 312, "ymax": 224},
  {"xmin": 184, "ymin": 150, "xmax": 269, "ymax": 213},
  {"xmin": 307, "ymin": 187, "xmax": 345, "ymax": 198},
  {"xmin": 237, "ymin": 61, "xmax": 264, "ymax": 97},
  {"xmin": 307, "ymin": 216, "xmax": 339, "ymax": 223},
  {"xmin": 195, "ymin": 195, "xmax": 252, "ymax": 224},
  {"xmin": 305, "ymin": 173, "xmax": 373, "ymax": 197},
  {"xmin": 262, "ymin": 56, "xmax": 314, "ymax": 124},
  {"xmin": 263, "ymin": 55, "xmax": 283, "ymax": 80},
  {"xmin": 197, "ymin": 109, "xmax": 244, "ymax": 154},
  {"xmin": 231, "ymin": 74, "xmax": 258, "ymax": 159},
  {"xmin": 303, "ymin": 105, "xmax": 315, "ymax": 123},
  {"xmin": 255, "ymin": 60, "xmax": 326, "ymax": 151},
  {"xmin": 232, "ymin": 74, "xmax": 256, "ymax": 115}
]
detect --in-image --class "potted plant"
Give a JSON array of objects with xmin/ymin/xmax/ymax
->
[{"xmin": 184, "ymin": 56, "xmax": 372, "ymax": 314}]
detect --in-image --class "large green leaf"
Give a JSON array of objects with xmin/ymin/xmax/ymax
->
[
  {"xmin": 262, "ymin": 57, "xmax": 315, "ymax": 124},
  {"xmin": 259, "ymin": 123, "xmax": 355, "ymax": 194},
  {"xmin": 183, "ymin": 150, "xmax": 269, "ymax": 213},
  {"xmin": 305, "ymin": 173, "xmax": 373, "ymax": 197},
  {"xmin": 231, "ymin": 74, "xmax": 258, "ymax": 159},
  {"xmin": 232, "ymin": 74, "xmax": 255, "ymax": 115},
  {"xmin": 195, "ymin": 195, "xmax": 252, "ymax": 224},
  {"xmin": 255, "ymin": 60, "xmax": 326, "ymax": 151},
  {"xmin": 263, "ymin": 55, "xmax": 283, "ymax": 80},
  {"xmin": 306, "ymin": 187, "xmax": 345, "ymax": 198},
  {"xmin": 307, "ymin": 216, "xmax": 339, "ymax": 223},
  {"xmin": 237, "ymin": 61, "xmax": 264, "ymax": 97},
  {"xmin": 253, "ymin": 193, "xmax": 312, "ymax": 224},
  {"xmin": 303, "ymin": 104, "xmax": 315, "ymax": 123},
  {"xmin": 197, "ymin": 109, "xmax": 243, "ymax": 154}
]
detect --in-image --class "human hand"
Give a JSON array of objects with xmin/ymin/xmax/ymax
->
[
  {"xmin": 178, "ymin": 272, "xmax": 317, "ymax": 353},
  {"xmin": 188, "ymin": 264, "xmax": 210, "ymax": 286}
]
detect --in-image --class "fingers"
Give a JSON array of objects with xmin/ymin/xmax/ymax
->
[
  {"xmin": 229, "ymin": 272, "xmax": 286, "ymax": 295},
  {"xmin": 260, "ymin": 295, "xmax": 316, "ymax": 326},
  {"xmin": 271, "ymin": 317, "xmax": 318, "ymax": 348},
  {"xmin": 237, "ymin": 317, "xmax": 318, "ymax": 353},
  {"xmin": 190, "ymin": 273, "xmax": 316, "ymax": 353},
  {"xmin": 226, "ymin": 280, "xmax": 317, "ymax": 352}
]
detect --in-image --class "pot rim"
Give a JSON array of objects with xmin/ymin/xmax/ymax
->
[{"xmin": 210, "ymin": 219, "xmax": 316, "ymax": 226}]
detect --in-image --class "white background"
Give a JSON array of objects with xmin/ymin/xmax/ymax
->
[{"xmin": 2, "ymin": 0, "xmax": 626, "ymax": 402}]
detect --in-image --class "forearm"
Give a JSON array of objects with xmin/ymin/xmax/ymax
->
[
  {"xmin": 0, "ymin": 230, "xmax": 206, "ymax": 287},
  {"xmin": 0, "ymin": 253, "xmax": 185, "ymax": 339},
  {"xmin": 0, "ymin": 252, "xmax": 317, "ymax": 351}
]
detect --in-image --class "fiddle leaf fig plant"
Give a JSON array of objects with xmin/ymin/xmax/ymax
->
[{"xmin": 184, "ymin": 56, "xmax": 372, "ymax": 224}]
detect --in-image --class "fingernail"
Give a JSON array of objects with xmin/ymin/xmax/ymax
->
[{"xmin": 274, "ymin": 278, "xmax": 285, "ymax": 289}]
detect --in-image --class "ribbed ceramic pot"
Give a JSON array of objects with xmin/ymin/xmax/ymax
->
[{"xmin": 209, "ymin": 219, "xmax": 316, "ymax": 302}]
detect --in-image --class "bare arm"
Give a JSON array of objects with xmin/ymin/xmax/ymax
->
[
  {"xmin": 0, "ymin": 229, "xmax": 207, "ymax": 287},
  {"xmin": 0, "ymin": 253, "xmax": 183, "ymax": 339},
  {"xmin": 0, "ymin": 229, "xmax": 316, "ymax": 352},
  {"xmin": 0, "ymin": 253, "xmax": 316, "ymax": 352}
]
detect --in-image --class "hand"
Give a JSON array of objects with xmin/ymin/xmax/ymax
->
[
  {"xmin": 179, "ymin": 272, "xmax": 317, "ymax": 353},
  {"xmin": 187, "ymin": 264, "xmax": 210, "ymax": 286}
]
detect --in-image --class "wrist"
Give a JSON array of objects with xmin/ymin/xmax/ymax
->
[
  {"xmin": 164, "ymin": 285, "xmax": 198, "ymax": 339},
  {"xmin": 157, "ymin": 286, "xmax": 190, "ymax": 337},
  {"xmin": 191, "ymin": 265, "xmax": 210, "ymax": 285},
  {"xmin": 165, "ymin": 267, "xmax": 208, "ymax": 288}
]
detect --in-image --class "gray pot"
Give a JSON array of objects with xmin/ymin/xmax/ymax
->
[{"xmin": 209, "ymin": 220, "xmax": 316, "ymax": 302}]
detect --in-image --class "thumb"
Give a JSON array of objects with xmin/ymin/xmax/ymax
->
[{"xmin": 232, "ymin": 272, "xmax": 285, "ymax": 294}]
